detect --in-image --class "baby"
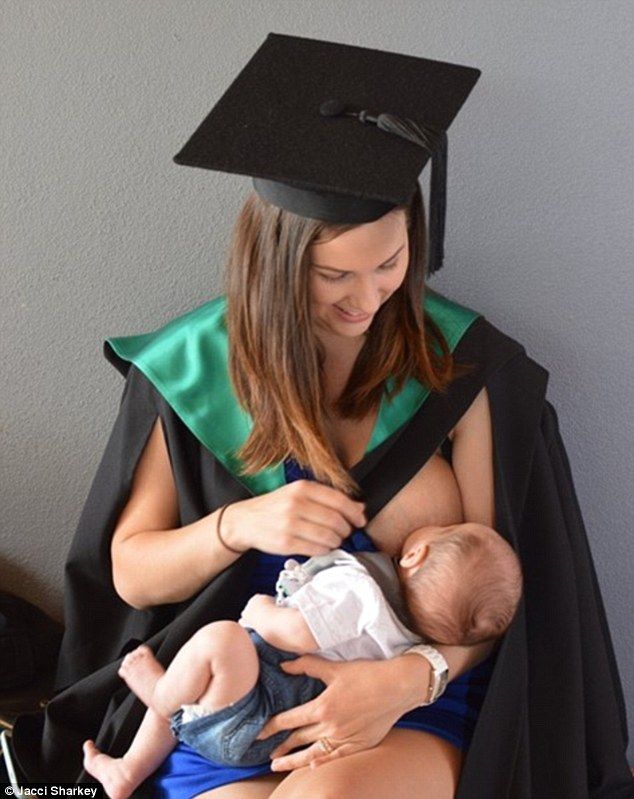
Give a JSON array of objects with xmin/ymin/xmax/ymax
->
[{"xmin": 83, "ymin": 521, "xmax": 522, "ymax": 799}]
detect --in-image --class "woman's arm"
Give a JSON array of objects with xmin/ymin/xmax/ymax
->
[
  {"xmin": 111, "ymin": 418, "xmax": 366, "ymax": 609},
  {"xmin": 111, "ymin": 418, "xmax": 242, "ymax": 609},
  {"xmin": 386, "ymin": 384, "xmax": 497, "ymax": 677},
  {"xmin": 435, "ymin": 385, "xmax": 497, "ymax": 673},
  {"xmin": 450, "ymin": 386, "xmax": 495, "ymax": 527}
]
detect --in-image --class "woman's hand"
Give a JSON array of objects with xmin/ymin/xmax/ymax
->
[
  {"xmin": 221, "ymin": 480, "xmax": 366, "ymax": 557},
  {"xmin": 255, "ymin": 653, "xmax": 429, "ymax": 771}
]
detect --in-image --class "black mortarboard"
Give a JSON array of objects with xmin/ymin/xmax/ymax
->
[{"xmin": 174, "ymin": 33, "xmax": 481, "ymax": 273}]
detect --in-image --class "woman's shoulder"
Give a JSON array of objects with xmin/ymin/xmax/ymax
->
[
  {"xmin": 103, "ymin": 295, "xmax": 228, "ymax": 378},
  {"xmin": 423, "ymin": 288, "xmax": 481, "ymax": 346},
  {"xmin": 424, "ymin": 291, "xmax": 551, "ymax": 414},
  {"xmin": 426, "ymin": 289, "xmax": 534, "ymax": 362},
  {"xmin": 101, "ymin": 294, "xmax": 270, "ymax": 490}
]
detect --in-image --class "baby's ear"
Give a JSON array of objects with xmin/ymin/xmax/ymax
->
[{"xmin": 400, "ymin": 544, "xmax": 428, "ymax": 569}]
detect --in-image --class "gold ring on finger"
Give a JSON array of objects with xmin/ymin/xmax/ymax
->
[{"xmin": 318, "ymin": 737, "xmax": 335, "ymax": 754}]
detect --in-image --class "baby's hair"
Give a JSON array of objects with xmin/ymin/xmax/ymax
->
[{"xmin": 402, "ymin": 525, "xmax": 523, "ymax": 646}]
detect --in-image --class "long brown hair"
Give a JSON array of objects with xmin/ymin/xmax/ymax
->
[{"xmin": 227, "ymin": 184, "xmax": 460, "ymax": 494}]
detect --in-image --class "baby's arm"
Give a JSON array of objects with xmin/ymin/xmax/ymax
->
[{"xmin": 239, "ymin": 593, "xmax": 319, "ymax": 654}]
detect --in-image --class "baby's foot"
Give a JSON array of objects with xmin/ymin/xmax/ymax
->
[
  {"xmin": 117, "ymin": 644, "xmax": 165, "ymax": 708},
  {"xmin": 82, "ymin": 740, "xmax": 138, "ymax": 799}
]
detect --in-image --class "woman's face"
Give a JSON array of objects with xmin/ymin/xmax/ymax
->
[{"xmin": 308, "ymin": 209, "xmax": 409, "ymax": 344}]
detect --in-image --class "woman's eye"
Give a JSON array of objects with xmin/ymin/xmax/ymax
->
[
  {"xmin": 316, "ymin": 260, "xmax": 398, "ymax": 282},
  {"xmin": 318, "ymin": 272, "xmax": 348, "ymax": 282}
]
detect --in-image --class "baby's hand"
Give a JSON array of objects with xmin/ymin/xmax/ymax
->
[{"xmin": 239, "ymin": 593, "xmax": 276, "ymax": 631}]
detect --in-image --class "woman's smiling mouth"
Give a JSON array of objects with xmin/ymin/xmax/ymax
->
[{"xmin": 333, "ymin": 305, "xmax": 372, "ymax": 323}]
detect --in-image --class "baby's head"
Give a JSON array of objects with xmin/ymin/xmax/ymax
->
[{"xmin": 396, "ymin": 522, "xmax": 522, "ymax": 646}]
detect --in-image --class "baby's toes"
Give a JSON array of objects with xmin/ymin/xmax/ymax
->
[
  {"xmin": 119, "ymin": 645, "xmax": 151, "ymax": 677},
  {"xmin": 118, "ymin": 655, "xmax": 135, "ymax": 678},
  {"xmin": 129, "ymin": 644, "xmax": 152, "ymax": 663}
]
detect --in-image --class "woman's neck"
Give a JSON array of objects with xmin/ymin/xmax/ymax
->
[
  {"xmin": 318, "ymin": 332, "xmax": 367, "ymax": 408},
  {"xmin": 317, "ymin": 328, "xmax": 366, "ymax": 366}
]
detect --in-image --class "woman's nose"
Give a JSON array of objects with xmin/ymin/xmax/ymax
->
[{"xmin": 349, "ymin": 278, "xmax": 382, "ymax": 314}]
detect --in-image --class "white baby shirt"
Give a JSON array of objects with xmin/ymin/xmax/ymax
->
[{"xmin": 284, "ymin": 549, "xmax": 422, "ymax": 662}]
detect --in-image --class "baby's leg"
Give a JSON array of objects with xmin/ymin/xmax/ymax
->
[
  {"xmin": 83, "ymin": 708, "xmax": 174, "ymax": 799},
  {"xmin": 119, "ymin": 621, "xmax": 259, "ymax": 719}
]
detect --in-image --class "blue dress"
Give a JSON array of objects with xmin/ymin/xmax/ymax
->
[{"xmin": 153, "ymin": 459, "xmax": 495, "ymax": 798}]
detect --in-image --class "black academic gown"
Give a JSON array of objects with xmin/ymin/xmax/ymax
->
[{"xmin": 10, "ymin": 315, "xmax": 633, "ymax": 798}]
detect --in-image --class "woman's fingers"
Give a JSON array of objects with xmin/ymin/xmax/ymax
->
[
  {"xmin": 257, "ymin": 656, "xmax": 337, "ymax": 741},
  {"xmin": 297, "ymin": 501, "xmax": 355, "ymax": 540},
  {"xmin": 288, "ymin": 480, "xmax": 366, "ymax": 528},
  {"xmin": 279, "ymin": 654, "xmax": 336, "ymax": 682},
  {"xmin": 271, "ymin": 739, "xmax": 338, "ymax": 772},
  {"xmin": 290, "ymin": 519, "xmax": 348, "ymax": 553},
  {"xmin": 268, "ymin": 722, "xmax": 322, "ymax": 759},
  {"xmin": 309, "ymin": 745, "xmax": 349, "ymax": 769},
  {"xmin": 276, "ymin": 740, "xmax": 356, "ymax": 771},
  {"xmin": 256, "ymin": 693, "xmax": 323, "ymax": 740}
]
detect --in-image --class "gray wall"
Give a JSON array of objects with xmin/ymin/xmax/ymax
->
[{"xmin": 2, "ymin": 0, "xmax": 632, "ymax": 757}]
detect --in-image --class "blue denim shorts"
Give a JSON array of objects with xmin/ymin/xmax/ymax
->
[{"xmin": 169, "ymin": 629, "xmax": 325, "ymax": 767}]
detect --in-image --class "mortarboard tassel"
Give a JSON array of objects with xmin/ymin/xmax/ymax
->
[
  {"xmin": 427, "ymin": 132, "xmax": 447, "ymax": 275},
  {"xmin": 320, "ymin": 101, "xmax": 448, "ymax": 273},
  {"xmin": 373, "ymin": 112, "xmax": 441, "ymax": 153}
]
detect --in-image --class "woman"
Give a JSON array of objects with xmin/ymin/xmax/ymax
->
[
  {"xmin": 11, "ymin": 34, "xmax": 631, "ymax": 799},
  {"xmin": 110, "ymin": 187, "xmax": 496, "ymax": 799}
]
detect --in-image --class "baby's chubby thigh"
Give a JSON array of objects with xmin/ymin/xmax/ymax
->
[{"xmin": 180, "ymin": 620, "xmax": 260, "ymax": 712}]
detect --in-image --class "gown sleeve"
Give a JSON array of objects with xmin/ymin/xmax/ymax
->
[
  {"xmin": 55, "ymin": 364, "xmax": 164, "ymax": 690},
  {"xmin": 12, "ymin": 363, "xmax": 258, "ymax": 784}
]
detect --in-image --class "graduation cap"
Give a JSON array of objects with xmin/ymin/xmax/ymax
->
[{"xmin": 174, "ymin": 33, "xmax": 481, "ymax": 273}]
